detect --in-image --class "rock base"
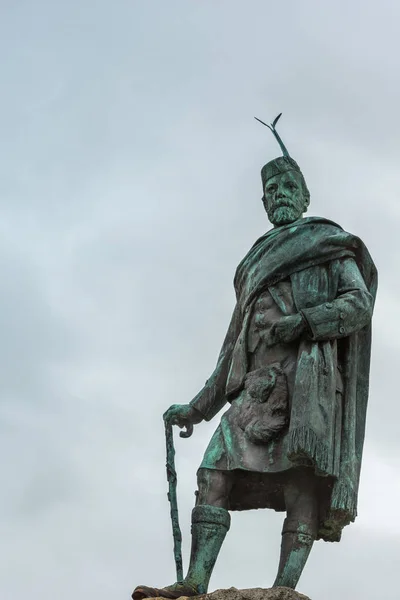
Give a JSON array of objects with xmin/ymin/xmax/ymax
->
[{"xmin": 148, "ymin": 587, "xmax": 310, "ymax": 600}]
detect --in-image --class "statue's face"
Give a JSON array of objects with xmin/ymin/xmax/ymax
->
[{"xmin": 263, "ymin": 170, "xmax": 308, "ymax": 226}]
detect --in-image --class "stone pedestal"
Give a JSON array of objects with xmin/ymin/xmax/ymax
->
[{"xmin": 149, "ymin": 587, "xmax": 311, "ymax": 600}]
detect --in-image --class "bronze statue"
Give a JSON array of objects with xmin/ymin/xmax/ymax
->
[{"xmin": 133, "ymin": 114, "xmax": 377, "ymax": 598}]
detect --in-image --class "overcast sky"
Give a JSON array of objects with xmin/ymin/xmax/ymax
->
[{"xmin": 1, "ymin": 2, "xmax": 399, "ymax": 599}]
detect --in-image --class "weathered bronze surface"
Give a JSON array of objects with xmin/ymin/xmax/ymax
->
[{"xmin": 132, "ymin": 115, "xmax": 377, "ymax": 599}]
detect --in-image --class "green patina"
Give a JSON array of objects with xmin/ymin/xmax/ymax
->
[{"xmin": 132, "ymin": 115, "xmax": 377, "ymax": 600}]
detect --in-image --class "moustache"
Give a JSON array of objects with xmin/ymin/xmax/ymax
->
[{"xmin": 272, "ymin": 200, "xmax": 294, "ymax": 209}]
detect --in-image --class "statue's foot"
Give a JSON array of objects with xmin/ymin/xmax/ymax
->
[{"xmin": 132, "ymin": 582, "xmax": 199, "ymax": 600}]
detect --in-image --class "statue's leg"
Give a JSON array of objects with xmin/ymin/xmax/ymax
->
[
  {"xmin": 133, "ymin": 469, "xmax": 232, "ymax": 599},
  {"xmin": 273, "ymin": 467, "xmax": 319, "ymax": 589},
  {"xmin": 195, "ymin": 467, "xmax": 232, "ymax": 508}
]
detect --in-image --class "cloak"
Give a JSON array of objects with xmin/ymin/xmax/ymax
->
[{"xmin": 190, "ymin": 217, "xmax": 377, "ymax": 542}]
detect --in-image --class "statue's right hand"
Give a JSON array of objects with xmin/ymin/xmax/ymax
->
[{"xmin": 163, "ymin": 404, "xmax": 203, "ymax": 434}]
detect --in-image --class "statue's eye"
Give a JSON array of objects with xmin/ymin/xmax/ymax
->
[{"xmin": 266, "ymin": 185, "xmax": 276, "ymax": 193}]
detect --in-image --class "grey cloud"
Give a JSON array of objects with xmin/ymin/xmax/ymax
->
[{"xmin": 1, "ymin": 1, "xmax": 399, "ymax": 599}]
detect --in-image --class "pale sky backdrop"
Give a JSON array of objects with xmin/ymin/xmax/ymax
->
[{"xmin": 1, "ymin": 2, "xmax": 399, "ymax": 599}]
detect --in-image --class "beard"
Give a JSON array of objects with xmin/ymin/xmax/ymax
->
[{"xmin": 268, "ymin": 205, "xmax": 301, "ymax": 226}]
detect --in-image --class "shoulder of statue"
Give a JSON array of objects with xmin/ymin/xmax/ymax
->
[
  {"xmin": 304, "ymin": 217, "xmax": 372, "ymax": 251},
  {"xmin": 300, "ymin": 216, "xmax": 344, "ymax": 230},
  {"xmin": 246, "ymin": 218, "xmax": 344, "ymax": 255}
]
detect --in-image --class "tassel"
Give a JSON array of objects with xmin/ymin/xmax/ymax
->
[
  {"xmin": 331, "ymin": 480, "xmax": 357, "ymax": 521},
  {"xmin": 288, "ymin": 426, "xmax": 331, "ymax": 474}
]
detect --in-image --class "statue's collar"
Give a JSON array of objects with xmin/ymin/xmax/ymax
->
[{"xmin": 264, "ymin": 216, "xmax": 343, "ymax": 240}]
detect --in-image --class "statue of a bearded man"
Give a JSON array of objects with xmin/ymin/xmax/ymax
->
[{"xmin": 133, "ymin": 115, "xmax": 377, "ymax": 598}]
